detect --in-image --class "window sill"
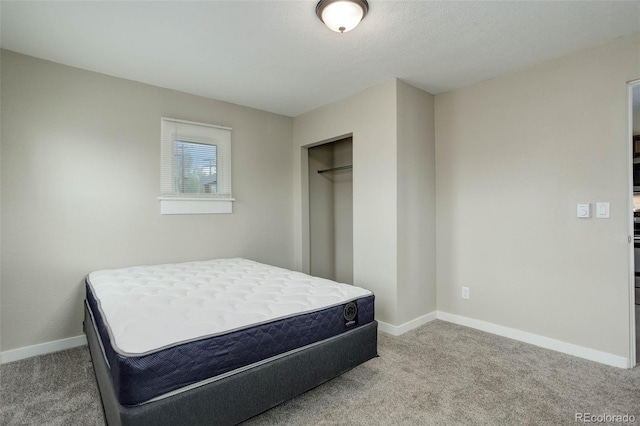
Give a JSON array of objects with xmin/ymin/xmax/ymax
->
[{"xmin": 159, "ymin": 197, "xmax": 235, "ymax": 215}]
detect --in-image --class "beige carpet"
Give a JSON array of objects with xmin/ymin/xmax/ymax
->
[
  {"xmin": 2, "ymin": 320, "xmax": 639, "ymax": 425},
  {"xmin": 1, "ymin": 344, "xmax": 103, "ymax": 426}
]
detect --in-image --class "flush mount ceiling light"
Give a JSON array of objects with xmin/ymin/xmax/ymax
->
[{"xmin": 316, "ymin": 0, "xmax": 369, "ymax": 33}]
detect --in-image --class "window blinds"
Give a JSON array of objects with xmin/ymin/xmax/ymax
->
[{"xmin": 161, "ymin": 118, "xmax": 232, "ymax": 198}]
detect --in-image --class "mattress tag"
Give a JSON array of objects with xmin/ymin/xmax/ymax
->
[{"xmin": 343, "ymin": 302, "xmax": 358, "ymax": 327}]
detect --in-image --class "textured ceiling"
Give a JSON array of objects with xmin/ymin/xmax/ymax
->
[{"xmin": 1, "ymin": 1, "xmax": 639, "ymax": 117}]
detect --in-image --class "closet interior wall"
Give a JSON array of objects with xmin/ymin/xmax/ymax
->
[{"xmin": 308, "ymin": 137, "xmax": 353, "ymax": 284}]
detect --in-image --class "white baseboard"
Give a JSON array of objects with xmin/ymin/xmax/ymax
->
[
  {"xmin": 378, "ymin": 311, "xmax": 438, "ymax": 336},
  {"xmin": 1, "ymin": 335, "xmax": 87, "ymax": 364},
  {"xmin": 2, "ymin": 312, "xmax": 629, "ymax": 369},
  {"xmin": 436, "ymin": 311, "xmax": 629, "ymax": 369}
]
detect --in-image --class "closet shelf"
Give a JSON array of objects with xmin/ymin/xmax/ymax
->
[{"xmin": 317, "ymin": 165, "xmax": 353, "ymax": 174}]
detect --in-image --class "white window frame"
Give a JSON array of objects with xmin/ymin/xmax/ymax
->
[{"xmin": 159, "ymin": 117, "xmax": 234, "ymax": 214}]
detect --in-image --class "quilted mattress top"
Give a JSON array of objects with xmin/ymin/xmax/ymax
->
[{"xmin": 87, "ymin": 258, "xmax": 372, "ymax": 356}]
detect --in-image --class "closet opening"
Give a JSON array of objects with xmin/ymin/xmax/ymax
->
[{"xmin": 308, "ymin": 136, "xmax": 353, "ymax": 284}]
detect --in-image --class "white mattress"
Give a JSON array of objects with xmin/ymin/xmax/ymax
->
[{"xmin": 88, "ymin": 258, "xmax": 372, "ymax": 356}]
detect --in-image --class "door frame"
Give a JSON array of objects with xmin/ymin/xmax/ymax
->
[{"xmin": 627, "ymin": 78, "xmax": 639, "ymax": 368}]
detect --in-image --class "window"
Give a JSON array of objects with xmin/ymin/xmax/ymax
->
[
  {"xmin": 173, "ymin": 141, "xmax": 217, "ymax": 195},
  {"xmin": 160, "ymin": 118, "xmax": 233, "ymax": 214}
]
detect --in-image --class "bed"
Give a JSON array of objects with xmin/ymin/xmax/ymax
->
[{"xmin": 83, "ymin": 258, "xmax": 378, "ymax": 425}]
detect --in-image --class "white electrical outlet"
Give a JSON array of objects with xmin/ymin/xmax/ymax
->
[{"xmin": 462, "ymin": 287, "xmax": 470, "ymax": 300}]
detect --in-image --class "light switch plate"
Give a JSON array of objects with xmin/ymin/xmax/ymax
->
[
  {"xmin": 596, "ymin": 202, "xmax": 610, "ymax": 219},
  {"xmin": 577, "ymin": 203, "xmax": 590, "ymax": 218}
]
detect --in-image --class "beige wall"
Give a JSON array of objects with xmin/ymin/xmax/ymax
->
[
  {"xmin": 435, "ymin": 34, "xmax": 640, "ymax": 358},
  {"xmin": 397, "ymin": 81, "xmax": 436, "ymax": 323},
  {"xmin": 293, "ymin": 79, "xmax": 436, "ymax": 326},
  {"xmin": 308, "ymin": 143, "xmax": 335, "ymax": 280},
  {"xmin": 0, "ymin": 50, "xmax": 294, "ymax": 351},
  {"xmin": 333, "ymin": 138, "xmax": 353, "ymax": 284},
  {"xmin": 293, "ymin": 80, "xmax": 399, "ymax": 323}
]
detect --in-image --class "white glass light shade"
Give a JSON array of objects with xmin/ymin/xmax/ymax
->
[{"xmin": 317, "ymin": 0, "xmax": 368, "ymax": 33}]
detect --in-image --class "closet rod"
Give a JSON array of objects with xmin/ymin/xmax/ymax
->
[{"xmin": 317, "ymin": 165, "xmax": 353, "ymax": 174}]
